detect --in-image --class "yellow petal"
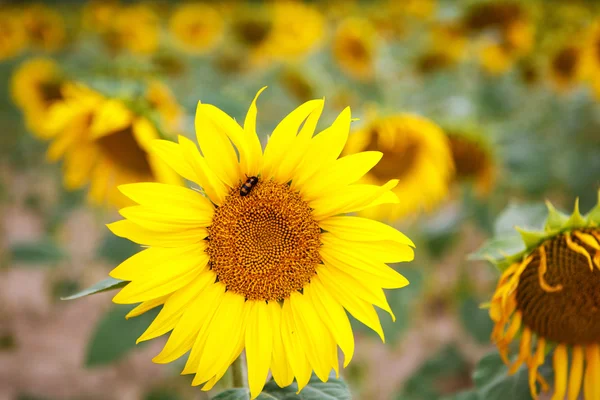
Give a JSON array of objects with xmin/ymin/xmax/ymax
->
[
  {"xmin": 243, "ymin": 87, "xmax": 267, "ymax": 175},
  {"xmin": 245, "ymin": 301, "xmax": 273, "ymax": 399},
  {"xmin": 567, "ymin": 346, "xmax": 584, "ymax": 400},
  {"xmin": 319, "ymin": 216, "xmax": 414, "ymax": 247},
  {"xmin": 137, "ymin": 272, "xmax": 215, "ymax": 343},
  {"xmin": 131, "ymin": 117, "xmax": 159, "ymax": 151},
  {"xmin": 148, "ymin": 153, "xmax": 183, "ymax": 187},
  {"xmin": 126, "ymin": 295, "xmax": 169, "ymax": 319},
  {"xmin": 89, "ymin": 99, "xmax": 133, "ymax": 139},
  {"xmin": 119, "ymin": 205, "xmax": 213, "ymax": 232},
  {"xmin": 585, "ymin": 344, "xmax": 600, "ymax": 400},
  {"xmin": 119, "ymin": 182, "xmax": 213, "ymax": 214},
  {"xmin": 321, "ymin": 232, "xmax": 414, "ymax": 263},
  {"xmin": 281, "ymin": 299, "xmax": 312, "ymax": 391},
  {"xmin": 151, "ymin": 139, "xmax": 199, "ymax": 185},
  {"xmin": 195, "ymin": 102, "xmax": 240, "ymax": 188},
  {"xmin": 551, "ymin": 344, "xmax": 568, "ymax": 400},
  {"xmin": 306, "ymin": 279, "xmax": 354, "ymax": 367},
  {"xmin": 292, "ymin": 107, "xmax": 352, "ymax": 190},
  {"xmin": 313, "ymin": 274, "xmax": 385, "ymax": 341},
  {"xmin": 297, "ymin": 151, "xmax": 382, "ymax": 200},
  {"xmin": 152, "ymin": 276, "xmax": 222, "ymax": 364},
  {"xmin": 268, "ymin": 301, "xmax": 294, "ymax": 387},
  {"xmin": 309, "ymin": 180, "xmax": 399, "ymax": 220},
  {"xmin": 262, "ymin": 99, "xmax": 324, "ymax": 181},
  {"xmin": 107, "ymin": 220, "xmax": 207, "ymax": 247}
]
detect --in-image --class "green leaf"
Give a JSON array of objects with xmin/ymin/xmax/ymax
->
[
  {"xmin": 145, "ymin": 388, "xmax": 183, "ymax": 400},
  {"xmin": 97, "ymin": 232, "xmax": 141, "ymax": 264},
  {"xmin": 459, "ymin": 297, "xmax": 493, "ymax": 345},
  {"xmin": 10, "ymin": 240, "xmax": 66, "ymax": 264},
  {"xmin": 61, "ymin": 277, "xmax": 128, "ymax": 300},
  {"xmin": 467, "ymin": 235, "xmax": 524, "ymax": 263},
  {"xmin": 211, "ymin": 375, "xmax": 351, "ymax": 400},
  {"xmin": 85, "ymin": 304, "xmax": 160, "ymax": 367},
  {"xmin": 472, "ymin": 351, "xmax": 531, "ymax": 400},
  {"xmin": 440, "ymin": 390, "xmax": 479, "ymax": 400},
  {"xmin": 494, "ymin": 202, "xmax": 547, "ymax": 236}
]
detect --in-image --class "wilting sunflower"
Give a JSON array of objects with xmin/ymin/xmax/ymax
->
[
  {"xmin": 0, "ymin": 8, "xmax": 27, "ymax": 61},
  {"xmin": 333, "ymin": 18, "xmax": 378, "ymax": 81},
  {"xmin": 548, "ymin": 45, "xmax": 583, "ymax": 92},
  {"xmin": 11, "ymin": 57, "xmax": 64, "ymax": 138},
  {"xmin": 43, "ymin": 83, "xmax": 181, "ymax": 206},
  {"xmin": 168, "ymin": 3, "xmax": 223, "ymax": 55},
  {"xmin": 22, "ymin": 3, "xmax": 65, "ymax": 52},
  {"xmin": 105, "ymin": 4, "xmax": 159, "ymax": 54},
  {"xmin": 344, "ymin": 114, "xmax": 454, "ymax": 221},
  {"xmin": 107, "ymin": 89, "xmax": 415, "ymax": 398},
  {"xmin": 445, "ymin": 128, "xmax": 496, "ymax": 196},
  {"xmin": 487, "ymin": 197, "xmax": 600, "ymax": 400}
]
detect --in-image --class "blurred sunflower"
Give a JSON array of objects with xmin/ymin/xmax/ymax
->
[
  {"xmin": 548, "ymin": 45, "xmax": 583, "ymax": 92},
  {"xmin": 344, "ymin": 114, "xmax": 454, "ymax": 220},
  {"xmin": 488, "ymin": 198, "xmax": 600, "ymax": 400},
  {"xmin": 279, "ymin": 67, "xmax": 315, "ymax": 103},
  {"xmin": 445, "ymin": 128, "xmax": 497, "ymax": 196},
  {"xmin": 0, "ymin": 8, "xmax": 27, "ymax": 61},
  {"xmin": 390, "ymin": 0, "xmax": 437, "ymax": 20},
  {"xmin": 22, "ymin": 3, "xmax": 65, "ymax": 52},
  {"xmin": 169, "ymin": 3, "xmax": 223, "ymax": 55},
  {"xmin": 416, "ymin": 22, "xmax": 468, "ymax": 74},
  {"xmin": 252, "ymin": 1, "xmax": 325, "ymax": 64},
  {"xmin": 333, "ymin": 18, "xmax": 378, "ymax": 81},
  {"xmin": 43, "ymin": 83, "xmax": 181, "ymax": 206},
  {"xmin": 580, "ymin": 22, "xmax": 600, "ymax": 99},
  {"xmin": 11, "ymin": 57, "xmax": 64, "ymax": 138},
  {"xmin": 107, "ymin": 89, "xmax": 415, "ymax": 398},
  {"xmin": 105, "ymin": 4, "xmax": 159, "ymax": 54},
  {"xmin": 82, "ymin": 0, "xmax": 119, "ymax": 33},
  {"xmin": 145, "ymin": 80, "xmax": 185, "ymax": 132}
]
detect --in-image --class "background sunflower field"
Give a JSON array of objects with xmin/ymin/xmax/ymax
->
[{"xmin": 1, "ymin": 0, "xmax": 600, "ymax": 399}]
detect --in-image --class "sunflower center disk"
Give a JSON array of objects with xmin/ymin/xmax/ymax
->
[
  {"xmin": 515, "ymin": 229, "xmax": 600, "ymax": 345},
  {"xmin": 447, "ymin": 134, "xmax": 488, "ymax": 178},
  {"xmin": 365, "ymin": 128, "xmax": 420, "ymax": 181},
  {"xmin": 207, "ymin": 180, "xmax": 321, "ymax": 301},
  {"xmin": 96, "ymin": 127, "xmax": 152, "ymax": 176}
]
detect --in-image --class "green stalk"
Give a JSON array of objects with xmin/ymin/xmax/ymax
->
[{"xmin": 231, "ymin": 353, "xmax": 247, "ymax": 389}]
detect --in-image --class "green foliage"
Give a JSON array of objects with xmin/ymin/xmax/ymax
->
[
  {"xmin": 85, "ymin": 304, "xmax": 160, "ymax": 367},
  {"xmin": 97, "ymin": 232, "xmax": 141, "ymax": 264},
  {"xmin": 458, "ymin": 297, "xmax": 493, "ymax": 345},
  {"xmin": 396, "ymin": 345, "xmax": 470, "ymax": 400},
  {"xmin": 145, "ymin": 388, "xmax": 183, "ymax": 400},
  {"xmin": 9, "ymin": 239, "xmax": 66, "ymax": 265},
  {"xmin": 212, "ymin": 375, "xmax": 351, "ymax": 400},
  {"xmin": 61, "ymin": 277, "xmax": 127, "ymax": 300}
]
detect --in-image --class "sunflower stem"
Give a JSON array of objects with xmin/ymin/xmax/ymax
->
[{"xmin": 231, "ymin": 353, "xmax": 247, "ymax": 389}]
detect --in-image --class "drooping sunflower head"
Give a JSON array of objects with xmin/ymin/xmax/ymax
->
[
  {"xmin": 485, "ymin": 197, "xmax": 600, "ymax": 400},
  {"xmin": 107, "ymin": 89, "xmax": 415, "ymax": 398},
  {"xmin": 0, "ymin": 8, "xmax": 27, "ymax": 61},
  {"xmin": 43, "ymin": 83, "xmax": 181, "ymax": 207},
  {"xmin": 22, "ymin": 3, "xmax": 65, "ymax": 52},
  {"xmin": 445, "ymin": 127, "xmax": 497, "ymax": 196},
  {"xmin": 344, "ymin": 114, "xmax": 454, "ymax": 221},
  {"xmin": 548, "ymin": 44, "xmax": 583, "ymax": 92},
  {"xmin": 168, "ymin": 3, "xmax": 224, "ymax": 55},
  {"xmin": 332, "ymin": 17, "xmax": 378, "ymax": 81},
  {"xmin": 11, "ymin": 57, "xmax": 64, "ymax": 138},
  {"xmin": 104, "ymin": 4, "xmax": 159, "ymax": 54}
]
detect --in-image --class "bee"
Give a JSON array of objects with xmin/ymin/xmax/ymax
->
[{"xmin": 240, "ymin": 176, "xmax": 259, "ymax": 196}]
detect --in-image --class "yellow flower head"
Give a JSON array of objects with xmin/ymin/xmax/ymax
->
[
  {"xmin": 107, "ymin": 89, "xmax": 415, "ymax": 398},
  {"xmin": 0, "ymin": 8, "xmax": 27, "ymax": 61},
  {"xmin": 43, "ymin": 84, "xmax": 181, "ymax": 207},
  {"xmin": 107, "ymin": 4, "xmax": 159, "ymax": 54},
  {"xmin": 22, "ymin": 3, "xmax": 66, "ymax": 52},
  {"xmin": 11, "ymin": 57, "xmax": 63, "ymax": 138},
  {"xmin": 251, "ymin": 1, "xmax": 325, "ymax": 64},
  {"xmin": 169, "ymin": 3, "xmax": 223, "ymax": 55},
  {"xmin": 82, "ymin": 0, "xmax": 120, "ymax": 33},
  {"xmin": 478, "ymin": 41, "xmax": 514, "ymax": 76},
  {"xmin": 333, "ymin": 18, "xmax": 378, "ymax": 81},
  {"xmin": 344, "ymin": 114, "xmax": 454, "ymax": 221},
  {"xmin": 445, "ymin": 127, "xmax": 497, "ymax": 196},
  {"xmin": 580, "ymin": 21, "xmax": 600, "ymax": 99},
  {"xmin": 486, "ymin": 197, "xmax": 600, "ymax": 400}
]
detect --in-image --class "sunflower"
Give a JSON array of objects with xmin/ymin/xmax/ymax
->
[
  {"xmin": 416, "ymin": 22, "xmax": 468, "ymax": 74},
  {"xmin": 145, "ymin": 80, "xmax": 184, "ymax": 132},
  {"xmin": 580, "ymin": 21, "xmax": 600, "ymax": 99},
  {"xmin": 0, "ymin": 8, "xmax": 27, "ymax": 61},
  {"xmin": 445, "ymin": 128, "xmax": 496, "ymax": 196},
  {"xmin": 487, "ymin": 197, "xmax": 600, "ymax": 400},
  {"xmin": 22, "ymin": 3, "xmax": 65, "ymax": 52},
  {"xmin": 43, "ymin": 83, "xmax": 181, "ymax": 206},
  {"xmin": 105, "ymin": 4, "xmax": 159, "ymax": 54},
  {"xmin": 548, "ymin": 45, "xmax": 583, "ymax": 92},
  {"xmin": 82, "ymin": 0, "xmax": 119, "ymax": 33},
  {"xmin": 168, "ymin": 3, "xmax": 223, "ymax": 55},
  {"xmin": 344, "ymin": 114, "xmax": 454, "ymax": 221},
  {"xmin": 11, "ymin": 58, "xmax": 64, "ymax": 138},
  {"xmin": 107, "ymin": 89, "xmax": 415, "ymax": 398},
  {"xmin": 332, "ymin": 18, "xmax": 378, "ymax": 81}
]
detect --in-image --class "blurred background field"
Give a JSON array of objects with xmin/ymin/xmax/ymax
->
[{"xmin": 1, "ymin": 0, "xmax": 600, "ymax": 399}]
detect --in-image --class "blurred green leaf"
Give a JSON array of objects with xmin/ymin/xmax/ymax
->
[
  {"xmin": 61, "ymin": 277, "xmax": 127, "ymax": 300},
  {"xmin": 467, "ymin": 235, "xmax": 524, "ymax": 263},
  {"xmin": 459, "ymin": 297, "xmax": 493, "ymax": 345},
  {"xmin": 145, "ymin": 389, "xmax": 183, "ymax": 400},
  {"xmin": 85, "ymin": 304, "xmax": 160, "ymax": 367},
  {"xmin": 396, "ymin": 345, "xmax": 471, "ymax": 400},
  {"xmin": 97, "ymin": 233, "xmax": 140, "ymax": 264},
  {"xmin": 472, "ymin": 351, "xmax": 531, "ymax": 400},
  {"xmin": 493, "ymin": 202, "xmax": 547, "ymax": 236},
  {"xmin": 212, "ymin": 375, "xmax": 351, "ymax": 400},
  {"xmin": 421, "ymin": 206, "xmax": 463, "ymax": 258},
  {"xmin": 10, "ymin": 240, "xmax": 66, "ymax": 264},
  {"xmin": 440, "ymin": 390, "xmax": 479, "ymax": 400}
]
